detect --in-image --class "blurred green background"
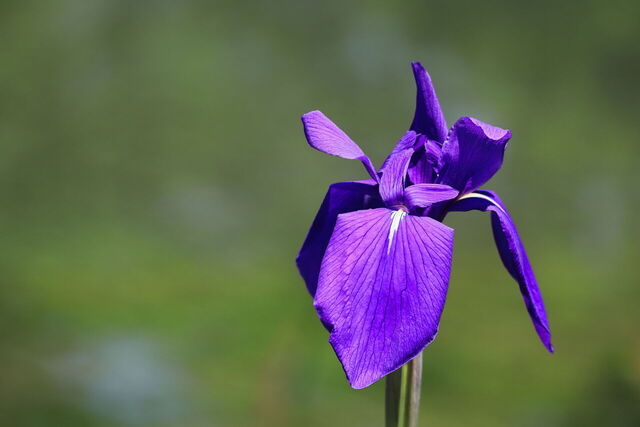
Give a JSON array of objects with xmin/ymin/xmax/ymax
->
[{"xmin": 1, "ymin": 0, "xmax": 639, "ymax": 426}]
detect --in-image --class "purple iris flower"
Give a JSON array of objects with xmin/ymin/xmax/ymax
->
[{"xmin": 297, "ymin": 62, "xmax": 553, "ymax": 389}]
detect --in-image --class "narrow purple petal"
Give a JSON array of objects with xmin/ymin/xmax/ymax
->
[
  {"xmin": 449, "ymin": 191, "xmax": 553, "ymax": 352},
  {"xmin": 379, "ymin": 149, "xmax": 413, "ymax": 206},
  {"xmin": 380, "ymin": 131, "xmax": 418, "ymax": 171},
  {"xmin": 297, "ymin": 180, "xmax": 383, "ymax": 296},
  {"xmin": 437, "ymin": 117, "xmax": 511, "ymax": 194},
  {"xmin": 315, "ymin": 208, "xmax": 454, "ymax": 388},
  {"xmin": 409, "ymin": 62, "xmax": 448, "ymax": 142},
  {"xmin": 302, "ymin": 110, "xmax": 378, "ymax": 180},
  {"xmin": 404, "ymin": 184, "xmax": 458, "ymax": 209}
]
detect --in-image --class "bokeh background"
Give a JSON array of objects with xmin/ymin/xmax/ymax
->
[{"xmin": 1, "ymin": 0, "xmax": 639, "ymax": 426}]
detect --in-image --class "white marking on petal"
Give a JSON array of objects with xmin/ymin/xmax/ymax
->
[
  {"xmin": 458, "ymin": 192, "xmax": 507, "ymax": 214},
  {"xmin": 387, "ymin": 209, "xmax": 407, "ymax": 254}
]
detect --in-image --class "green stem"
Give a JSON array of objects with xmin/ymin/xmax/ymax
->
[{"xmin": 385, "ymin": 352, "xmax": 423, "ymax": 427}]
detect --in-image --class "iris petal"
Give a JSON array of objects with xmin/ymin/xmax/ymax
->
[
  {"xmin": 315, "ymin": 208, "xmax": 454, "ymax": 388},
  {"xmin": 379, "ymin": 149, "xmax": 413, "ymax": 206},
  {"xmin": 380, "ymin": 131, "xmax": 418, "ymax": 171},
  {"xmin": 404, "ymin": 184, "xmax": 458, "ymax": 209},
  {"xmin": 296, "ymin": 180, "xmax": 382, "ymax": 296},
  {"xmin": 449, "ymin": 191, "xmax": 553, "ymax": 352},
  {"xmin": 382, "ymin": 133, "xmax": 438, "ymax": 186},
  {"xmin": 302, "ymin": 110, "xmax": 378, "ymax": 181},
  {"xmin": 437, "ymin": 117, "xmax": 511, "ymax": 194},
  {"xmin": 410, "ymin": 62, "xmax": 448, "ymax": 142}
]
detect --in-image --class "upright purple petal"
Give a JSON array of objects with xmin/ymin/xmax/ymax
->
[
  {"xmin": 297, "ymin": 180, "xmax": 383, "ymax": 296},
  {"xmin": 404, "ymin": 184, "xmax": 458, "ymax": 209},
  {"xmin": 381, "ymin": 133, "xmax": 442, "ymax": 186},
  {"xmin": 380, "ymin": 131, "xmax": 418, "ymax": 171},
  {"xmin": 449, "ymin": 191, "xmax": 553, "ymax": 352},
  {"xmin": 437, "ymin": 117, "xmax": 511, "ymax": 194},
  {"xmin": 379, "ymin": 149, "xmax": 413, "ymax": 206},
  {"xmin": 315, "ymin": 208, "xmax": 454, "ymax": 388},
  {"xmin": 302, "ymin": 110, "xmax": 378, "ymax": 180},
  {"xmin": 409, "ymin": 62, "xmax": 448, "ymax": 142}
]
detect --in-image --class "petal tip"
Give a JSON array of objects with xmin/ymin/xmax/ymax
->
[
  {"xmin": 301, "ymin": 109, "xmax": 322, "ymax": 122},
  {"xmin": 468, "ymin": 117, "xmax": 511, "ymax": 141},
  {"xmin": 542, "ymin": 336, "xmax": 555, "ymax": 353},
  {"xmin": 541, "ymin": 331, "xmax": 554, "ymax": 354},
  {"xmin": 348, "ymin": 377, "xmax": 372, "ymax": 390}
]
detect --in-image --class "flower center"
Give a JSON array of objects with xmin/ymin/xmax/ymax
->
[{"xmin": 391, "ymin": 204, "xmax": 409, "ymax": 212}]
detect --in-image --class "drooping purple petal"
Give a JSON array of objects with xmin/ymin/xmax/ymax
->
[
  {"xmin": 409, "ymin": 62, "xmax": 448, "ymax": 142},
  {"xmin": 297, "ymin": 180, "xmax": 383, "ymax": 296},
  {"xmin": 379, "ymin": 149, "xmax": 413, "ymax": 206},
  {"xmin": 302, "ymin": 110, "xmax": 378, "ymax": 180},
  {"xmin": 315, "ymin": 208, "xmax": 454, "ymax": 389},
  {"xmin": 437, "ymin": 117, "xmax": 511, "ymax": 194},
  {"xmin": 404, "ymin": 184, "xmax": 458, "ymax": 209},
  {"xmin": 449, "ymin": 190, "xmax": 553, "ymax": 352}
]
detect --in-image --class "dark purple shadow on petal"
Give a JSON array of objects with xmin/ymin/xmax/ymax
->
[
  {"xmin": 424, "ymin": 139, "xmax": 442, "ymax": 167},
  {"xmin": 404, "ymin": 137, "xmax": 441, "ymax": 186},
  {"xmin": 314, "ymin": 208, "xmax": 454, "ymax": 389},
  {"xmin": 409, "ymin": 62, "xmax": 448, "ymax": 142},
  {"xmin": 448, "ymin": 191, "xmax": 554, "ymax": 352},
  {"xmin": 301, "ymin": 110, "xmax": 378, "ymax": 181},
  {"xmin": 296, "ymin": 180, "xmax": 383, "ymax": 296},
  {"xmin": 437, "ymin": 117, "xmax": 511, "ymax": 194}
]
